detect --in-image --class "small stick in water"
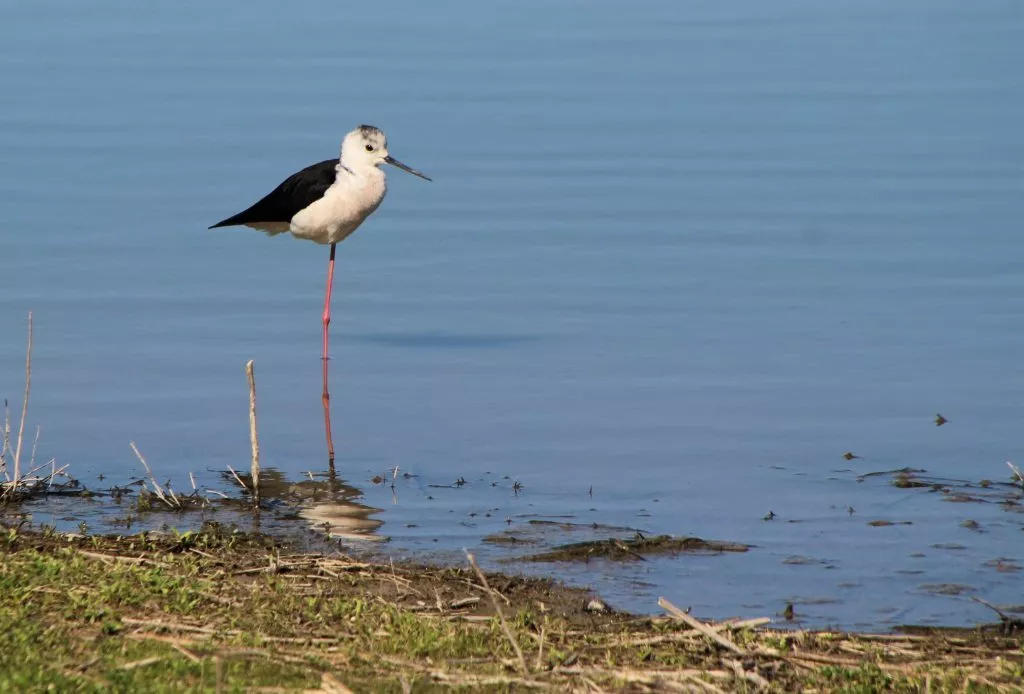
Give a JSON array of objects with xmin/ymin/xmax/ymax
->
[
  {"xmin": 226, "ymin": 464, "xmax": 247, "ymax": 492},
  {"xmin": 246, "ymin": 360, "xmax": 261, "ymax": 506}
]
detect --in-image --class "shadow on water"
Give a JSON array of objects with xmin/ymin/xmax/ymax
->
[{"xmin": 347, "ymin": 332, "xmax": 540, "ymax": 349}]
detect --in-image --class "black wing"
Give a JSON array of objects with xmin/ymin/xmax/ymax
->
[{"xmin": 208, "ymin": 159, "xmax": 338, "ymax": 229}]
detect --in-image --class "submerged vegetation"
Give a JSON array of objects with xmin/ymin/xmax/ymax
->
[{"xmin": 0, "ymin": 523, "xmax": 1021, "ymax": 692}]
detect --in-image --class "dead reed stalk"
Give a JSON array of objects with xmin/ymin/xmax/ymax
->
[
  {"xmin": 1, "ymin": 400, "xmax": 10, "ymax": 476},
  {"xmin": 245, "ymin": 360, "xmax": 260, "ymax": 505},
  {"xmin": 1007, "ymin": 461, "xmax": 1024, "ymax": 488},
  {"xmin": 129, "ymin": 441, "xmax": 180, "ymax": 509},
  {"xmin": 13, "ymin": 311, "xmax": 33, "ymax": 485},
  {"xmin": 225, "ymin": 465, "xmax": 248, "ymax": 494}
]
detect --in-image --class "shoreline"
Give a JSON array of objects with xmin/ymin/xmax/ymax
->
[{"xmin": 1, "ymin": 523, "xmax": 1020, "ymax": 692}]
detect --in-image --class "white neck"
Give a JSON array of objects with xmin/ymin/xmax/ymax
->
[{"xmin": 335, "ymin": 158, "xmax": 383, "ymax": 181}]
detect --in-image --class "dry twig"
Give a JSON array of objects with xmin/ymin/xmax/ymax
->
[
  {"xmin": 682, "ymin": 673, "xmax": 728, "ymax": 694},
  {"xmin": 118, "ymin": 656, "xmax": 165, "ymax": 670},
  {"xmin": 971, "ymin": 595, "xmax": 1024, "ymax": 629},
  {"xmin": 77, "ymin": 550, "xmax": 148, "ymax": 565},
  {"xmin": 658, "ymin": 597, "xmax": 745, "ymax": 655},
  {"xmin": 724, "ymin": 658, "xmax": 769, "ymax": 691},
  {"xmin": 171, "ymin": 643, "xmax": 201, "ymax": 663},
  {"xmin": 226, "ymin": 464, "xmax": 248, "ymax": 495},
  {"xmin": 465, "ymin": 549, "xmax": 528, "ymax": 674},
  {"xmin": 318, "ymin": 672, "xmax": 355, "ymax": 694},
  {"xmin": 535, "ymin": 624, "xmax": 545, "ymax": 672}
]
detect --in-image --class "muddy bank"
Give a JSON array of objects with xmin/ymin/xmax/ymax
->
[{"xmin": 1, "ymin": 523, "xmax": 1021, "ymax": 692}]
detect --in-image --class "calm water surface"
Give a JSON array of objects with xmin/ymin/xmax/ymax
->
[{"xmin": 2, "ymin": 1, "xmax": 1023, "ymax": 629}]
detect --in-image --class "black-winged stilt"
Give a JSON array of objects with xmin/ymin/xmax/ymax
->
[{"xmin": 210, "ymin": 125, "xmax": 431, "ymax": 464}]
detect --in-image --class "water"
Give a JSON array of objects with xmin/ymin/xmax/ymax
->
[{"xmin": 2, "ymin": 0, "xmax": 1023, "ymax": 630}]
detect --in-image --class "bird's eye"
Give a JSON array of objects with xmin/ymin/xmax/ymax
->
[{"xmin": 365, "ymin": 144, "xmax": 375, "ymax": 152}]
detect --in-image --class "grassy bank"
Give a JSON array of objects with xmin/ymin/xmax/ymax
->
[{"xmin": 0, "ymin": 524, "xmax": 1020, "ymax": 693}]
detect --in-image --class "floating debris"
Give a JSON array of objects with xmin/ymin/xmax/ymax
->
[
  {"xmin": 782, "ymin": 555, "xmax": 829, "ymax": 566},
  {"xmin": 983, "ymin": 558, "xmax": 1021, "ymax": 573},
  {"xmin": 920, "ymin": 583, "xmax": 973, "ymax": 596},
  {"xmin": 513, "ymin": 534, "xmax": 750, "ymax": 563},
  {"xmin": 427, "ymin": 478, "xmax": 468, "ymax": 489},
  {"xmin": 481, "ymin": 532, "xmax": 539, "ymax": 546},
  {"xmin": 892, "ymin": 473, "xmax": 936, "ymax": 489},
  {"xmin": 857, "ymin": 467, "xmax": 927, "ymax": 482},
  {"xmin": 525, "ymin": 519, "xmax": 642, "ymax": 533},
  {"xmin": 859, "ymin": 468, "xmax": 1024, "ymax": 508}
]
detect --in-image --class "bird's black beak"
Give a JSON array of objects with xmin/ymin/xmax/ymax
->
[{"xmin": 384, "ymin": 155, "xmax": 431, "ymax": 181}]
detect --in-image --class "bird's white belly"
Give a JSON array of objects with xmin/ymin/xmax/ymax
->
[{"xmin": 289, "ymin": 178, "xmax": 385, "ymax": 245}]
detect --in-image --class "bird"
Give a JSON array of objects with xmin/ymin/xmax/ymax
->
[{"xmin": 209, "ymin": 124, "xmax": 431, "ymax": 464}]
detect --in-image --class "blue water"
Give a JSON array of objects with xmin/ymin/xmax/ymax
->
[{"xmin": 2, "ymin": 0, "xmax": 1023, "ymax": 629}]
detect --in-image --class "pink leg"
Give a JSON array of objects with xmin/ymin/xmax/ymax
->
[{"xmin": 322, "ymin": 243, "xmax": 336, "ymax": 466}]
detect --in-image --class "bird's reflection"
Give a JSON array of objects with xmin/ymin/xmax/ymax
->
[
  {"xmin": 299, "ymin": 499, "xmax": 384, "ymax": 542},
  {"xmin": 239, "ymin": 467, "xmax": 385, "ymax": 542}
]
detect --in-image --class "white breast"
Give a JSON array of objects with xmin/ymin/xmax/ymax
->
[{"xmin": 290, "ymin": 169, "xmax": 387, "ymax": 245}]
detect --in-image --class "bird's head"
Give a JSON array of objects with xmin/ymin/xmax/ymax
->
[{"xmin": 340, "ymin": 125, "xmax": 431, "ymax": 181}]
